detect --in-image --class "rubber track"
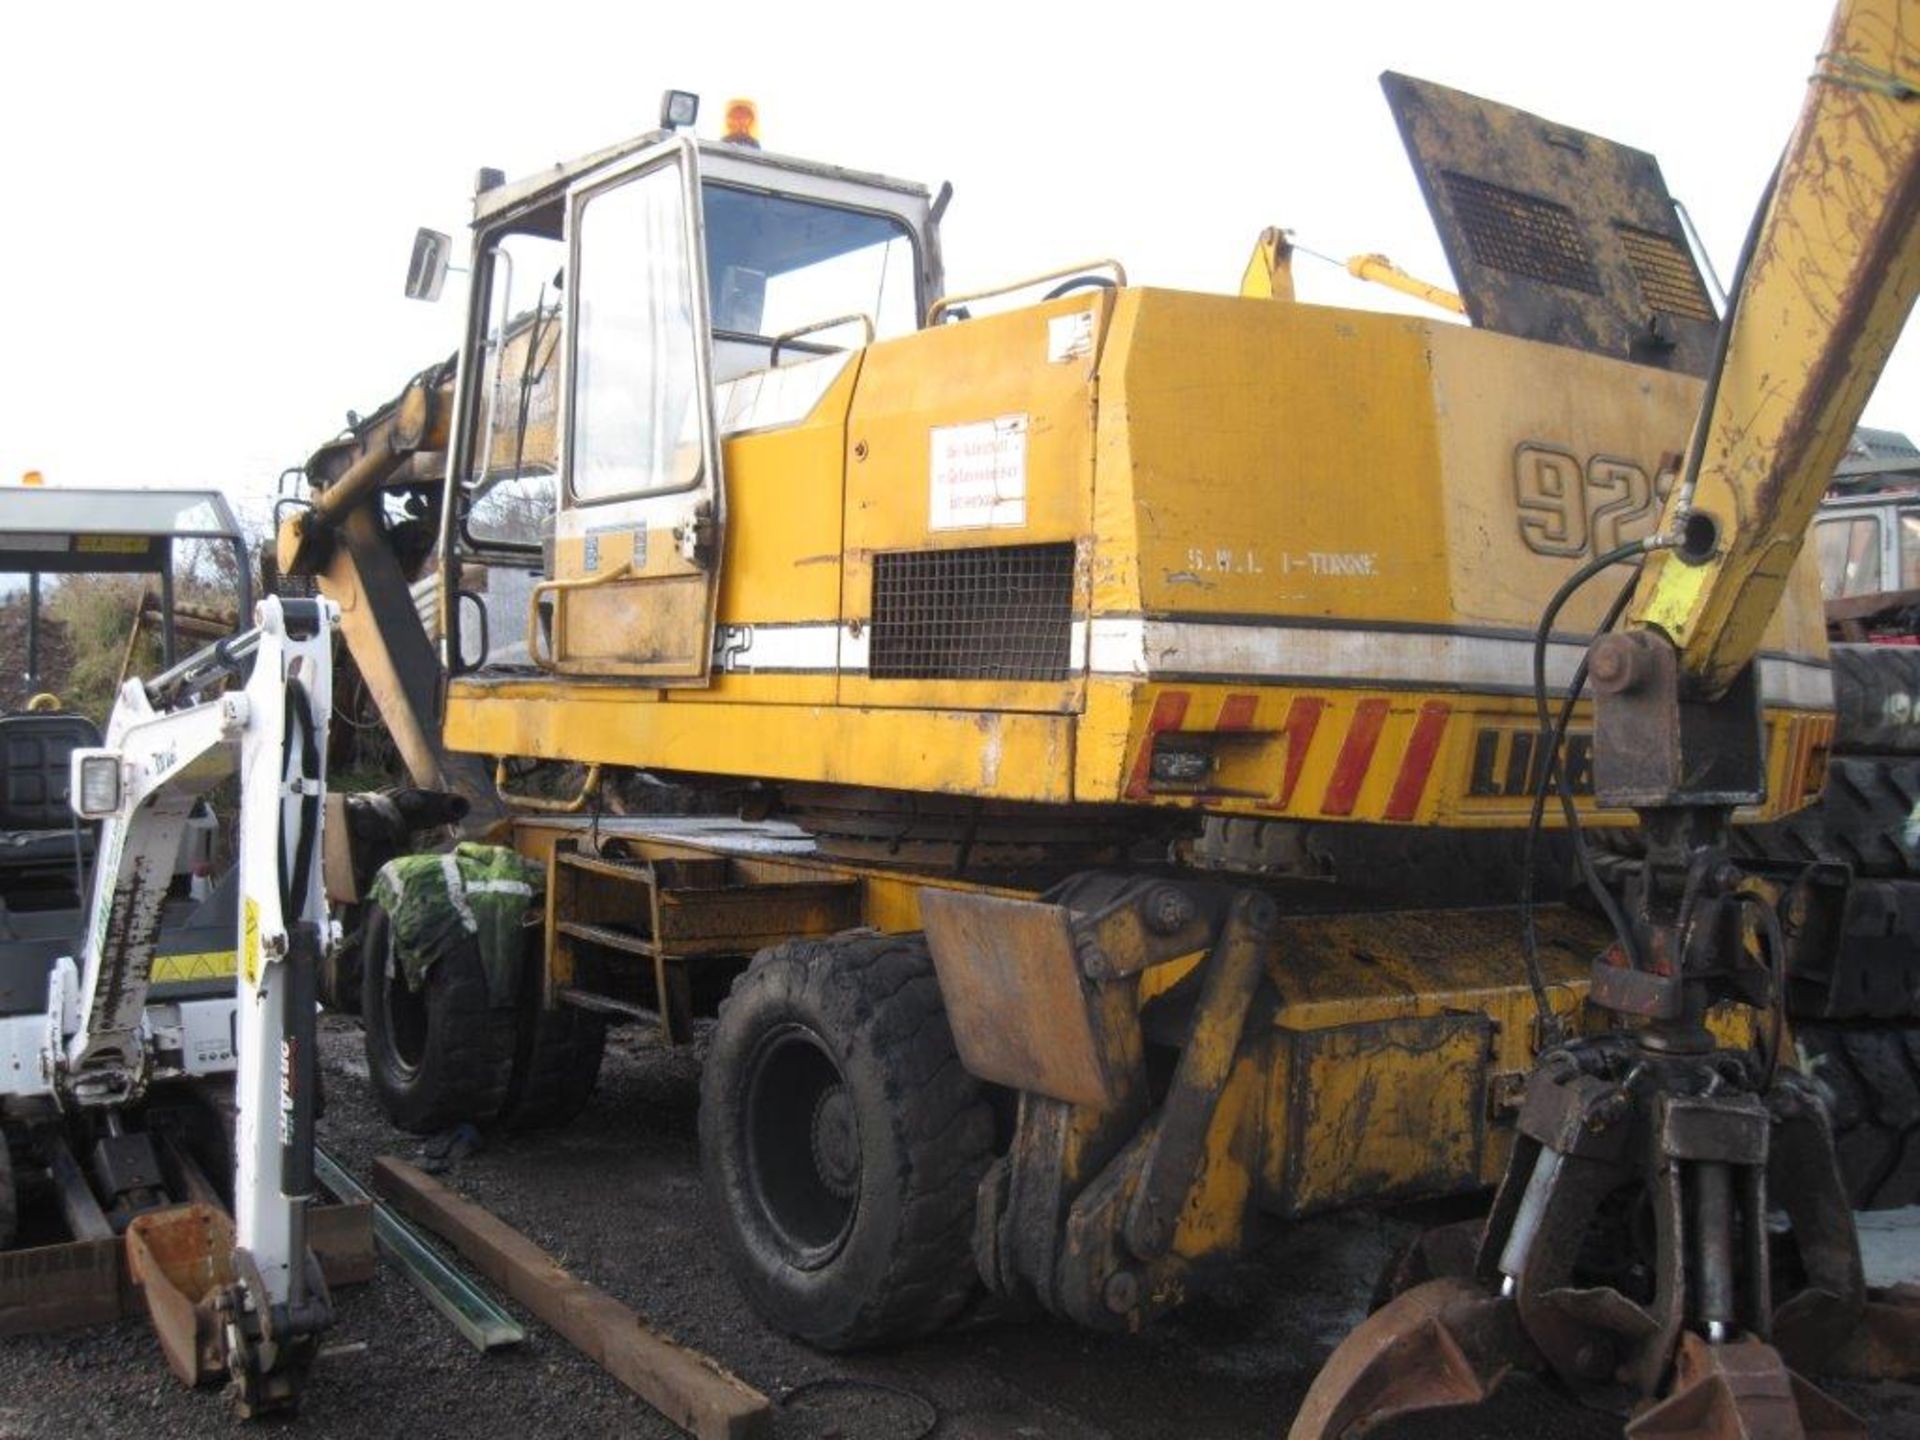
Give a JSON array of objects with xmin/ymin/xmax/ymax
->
[{"xmin": 1800, "ymin": 1021, "xmax": 1920, "ymax": 1210}]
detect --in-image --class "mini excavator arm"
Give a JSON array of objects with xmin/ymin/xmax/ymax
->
[{"xmin": 49, "ymin": 597, "xmax": 339, "ymax": 1416}]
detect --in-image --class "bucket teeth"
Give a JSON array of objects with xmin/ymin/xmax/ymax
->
[
  {"xmin": 1286, "ymin": 1277, "xmax": 1531, "ymax": 1440},
  {"xmin": 1624, "ymin": 1334, "xmax": 1864, "ymax": 1440}
]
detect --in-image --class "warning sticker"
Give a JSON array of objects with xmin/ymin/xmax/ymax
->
[
  {"xmin": 242, "ymin": 897, "xmax": 260, "ymax": 990},
  {"xmin": 1047, "ymin": 310, "xmax": 1095, "ymax": 363},
  {"xmin": 929, "ymin": 415, "xmax": 1028, "ymax": 530}
]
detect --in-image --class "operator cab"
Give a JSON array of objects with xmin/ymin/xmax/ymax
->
[
  {"xmin": 0, "ymin": 485, "xmax": 252, "ymax": 1015},
  {"xmin": 426, "ymin": 93, "xmax": 942, "ymax": 681}
]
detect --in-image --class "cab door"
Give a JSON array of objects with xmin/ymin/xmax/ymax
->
[{"xmin": 540, "ymin": 136, "xmax": 725, "ymax": 682}]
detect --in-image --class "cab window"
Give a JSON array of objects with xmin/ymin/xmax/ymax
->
[
  {"xmin": 703, "ymin": 186, "xmax": 917, "ymax": 350},
  {"xmin": 1817, "ymin": 513, "xmax": 1884, "ymax": 599},
  {"xmin": 569, "ymin": 164, "xmax": 703, "ymax": 503},
  {"xmin": 1901, "ymin": 511, "xmax": 1920, "ymax": 591},
  {"xmin": 462, "ymin": 226, "xmax": 565, "ymax": 550}
]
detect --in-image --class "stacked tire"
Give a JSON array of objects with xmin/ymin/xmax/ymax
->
[{"xmin": 1768, "ymin": 645, "xmax": 1920, "ymax": 1209}]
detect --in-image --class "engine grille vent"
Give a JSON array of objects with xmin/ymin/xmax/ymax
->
[
  {"xmin": 1615, "ymin": 224, "xmax": 1717, "ymax": 322},
  {"xmin": 1440, "ymin": 171, "xmax": 1601, "ymax": 295},
  {"xmin": 870, "ymin": 543, "xmax": 1075, "ymax": 682}
]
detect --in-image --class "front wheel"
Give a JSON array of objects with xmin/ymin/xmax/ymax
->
[{"xmin": 700, "ymin": 933, "xmax": 994, "ymax": 1350}]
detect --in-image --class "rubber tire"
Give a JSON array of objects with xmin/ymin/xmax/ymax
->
[
  {"xmin": 0, "ymin": 1130, "xmax": 15, "ymax": 1250},
  {"xmin": 1731, "ymin": 756, "xmax": 1920, "ymax": 878},
  {"xmin": 360, "ymin": 900, "xmax": 517, "ymax": 1135},
  {"xmin": 1833, "ymin": 645, "xmax": 1920, "ymax": 756},
  {"xmin": 499, "ymin": 930, "xmax": 608, "ymax": 1133},
  {"xmin": 700, "ymin": 933, "xmax": 993, "ymax": 1351},
  {"xmin": 1800, "ymin": 1021, "xmax": 1920, "ymax": 1210}
]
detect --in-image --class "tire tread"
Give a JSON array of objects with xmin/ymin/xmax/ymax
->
[
  {"xmin": 703, "ymin": 932, "xmax": 992, "ymax": 1350},
  {"xmin": 361, "ymin": 903, "xmax": 518, "ymax": 1135},
  {"xmin": 1802, "ymin": 1020, "xmax": 1920, "ymax": 1209}
]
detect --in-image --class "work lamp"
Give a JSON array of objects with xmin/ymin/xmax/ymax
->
[
  {"xmin": 73, "ymin": 751, "xmax": 123, "ymax": 820},
  {"xmin": 660, "ymin": 90, "xmax": 700, "ymax": 131}
]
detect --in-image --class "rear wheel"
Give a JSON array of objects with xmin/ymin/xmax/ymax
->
[
  {"xmin": 499, "ymin": 931, "xmax": 608, "ymax": 1133},
  {"xmin": 361, "ymin": 901, "xmax": 517, "ymax": 1135},
  {"xmin": 700, "ymin": 933, "xmax": 994, "ymax": 1350}
]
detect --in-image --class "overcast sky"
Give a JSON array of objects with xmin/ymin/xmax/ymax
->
[{"xmin": 2, "ymin": 0, "xmax": 1911, "ymax": 520}]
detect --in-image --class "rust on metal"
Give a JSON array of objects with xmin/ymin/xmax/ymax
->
[
  {"xmin": 1287, "ymin": 1277, "xmax": 1529, "ymax": 1440},
  {"xmin": 921, "ymin": 887, "xmax": 1135, "ymax": 1107},
  {"xmin": 124, "ymin": 1203, "xmax": 237, "ymax": 1388},
  {"xmin": 372, "ymin": 1156, "xmax": 770, "ymax": 1440},
  {"xmin": 1623, "ymin": 1333, "xmax": 1863, "ymax": 1439},
  {"xmin": 1380, "ymin": 72, "xmax": 1719, "ymax": 376}
]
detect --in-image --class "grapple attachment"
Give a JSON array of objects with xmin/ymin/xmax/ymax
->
[{"xmin": 1287, "ymin": 1277, "xmax": 1525, "ymax": 1439}]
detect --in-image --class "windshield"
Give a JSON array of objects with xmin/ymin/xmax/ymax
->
[{"xmin": 703, "ymin": 185, "xmax": 917, "ymax": 346}]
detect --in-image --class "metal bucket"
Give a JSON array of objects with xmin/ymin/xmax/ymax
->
[{"xmin": 124, "ymin": 1203, "xmax": 235, "ymax": 1387}]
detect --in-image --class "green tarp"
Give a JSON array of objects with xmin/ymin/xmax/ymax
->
[{"xmin": 370, "ymin": 843, "xmax": 542, "ymax": 1006}]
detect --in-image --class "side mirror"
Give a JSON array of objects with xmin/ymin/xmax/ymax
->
[{"xmin": 404, "ymin": 227, "xmax": 452, "ymax": 302}]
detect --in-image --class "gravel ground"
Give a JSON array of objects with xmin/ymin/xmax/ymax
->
[{"xmin": 3, "ymin": 1016, "xmax": 1917, "ymax": 1439}]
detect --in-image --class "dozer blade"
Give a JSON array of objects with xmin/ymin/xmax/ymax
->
[
  {"xmin": 1624, "ymin": 1334, "xmax": 1863, "ymax": 1440},
  {"xmin": 124, "ymin": 1202, "xmax": 237, "ymax": 1389},
  {"xmin": 1287, "ymin": 1277, "xmax": 1530, "ymax": 1440}
]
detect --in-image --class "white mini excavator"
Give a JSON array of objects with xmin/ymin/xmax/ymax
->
[{"xmin": 0, "ymin": 595, "xmax": 337, "ymax": 1416}]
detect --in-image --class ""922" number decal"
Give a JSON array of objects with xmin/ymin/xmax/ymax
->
[{"xmin": 1513, "ymin": 443, "xmax": 1677, "ymax": 558}]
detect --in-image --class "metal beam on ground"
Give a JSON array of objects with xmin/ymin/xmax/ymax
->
[{"xmin": 312, "ymin": 1145, "xmax": 523, "ymax": 1353}]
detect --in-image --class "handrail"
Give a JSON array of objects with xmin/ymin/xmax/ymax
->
[
  {"xmin": 926, "ymin": 259, "xmax": 1127, "ymax": 325},
  {"xmin": 494, "ymin": 759, "xmax": 603, "ymax": 814},
  {"xmin": 525, "ymin": 562, "xmax": 633, "ymax": 671},
  {"xmin": 768, "ymin": 313, "xmax": 875, "ymax": 367}
]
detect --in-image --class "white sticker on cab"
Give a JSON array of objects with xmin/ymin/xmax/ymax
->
[
  {"xmin": 1048, "ymin": 310, "xmax": 1095, "ymax": 363},
  {"xmin": 929, "ymin": 415, "xmax": 1028, "ymax": 530}
]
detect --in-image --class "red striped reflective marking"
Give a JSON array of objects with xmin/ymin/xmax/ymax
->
[
  {"xmin": 1261, "ymin": 695, "xmax": 1327, "ymax": 810},
  {"xmin": 1216, "ymin": 693, "xmax": 1259, "ymax": 731},
  {"xmin": 1384, "ymin": 701, "xmax": 1451, "ymax": 822},
  {"xmin": 1126, "ymin": 690, "xmax": 1191, "ymax": 799},
  {"xmin": 1320, "ymin": 699, "xmax": 1390, "ymax": 816}
]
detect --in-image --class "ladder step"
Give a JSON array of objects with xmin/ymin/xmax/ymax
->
[
  {"xmin": 556, "ymin": 987, "xmax": 662, "ymax": 1024},
  {"xmin": 554, "ymin": 919, "xmax": 658, "ymax": 958},
  {"xmin": 553, "ymin": 851, "xmax": 657, "ymax": 885}
]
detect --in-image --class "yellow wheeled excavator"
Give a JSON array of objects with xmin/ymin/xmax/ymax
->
[{"xmin": 279, "ymin": 4, "xmax": 1918, "ymax": 1434}]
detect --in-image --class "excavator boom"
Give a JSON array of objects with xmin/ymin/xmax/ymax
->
[{"xmin": 1632, "ymin": 0, "xmax": 1920, "ymax": 696}]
